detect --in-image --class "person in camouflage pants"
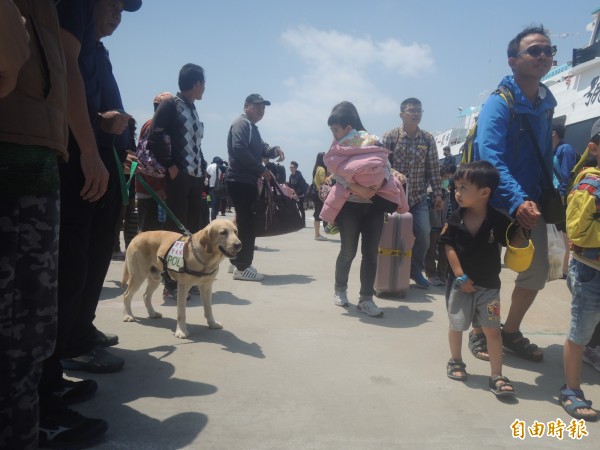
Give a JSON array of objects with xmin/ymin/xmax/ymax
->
[{"xmin": 0, "ymin": 189, "xmax": 60, "ymax": 449}]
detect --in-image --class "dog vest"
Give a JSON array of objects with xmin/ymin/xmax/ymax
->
[{"xmin": 159, "ymin": 235, "xmax": 218, "ymax": 279}]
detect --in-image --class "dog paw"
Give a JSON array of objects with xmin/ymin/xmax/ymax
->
[
  {"xmin": 175, "ymin": 327, "xmax": 189, "ymax": 339},
  {"xmin": 208, "ymin": 321, "xmax": 223, "ymax": 329},
  {"xmin": 149, "ymin": 312, "xmax": 162, "ymax": 319},
  {"xmin": 123, "ymin": 315, "xmax": 135, "ymax": 322}
]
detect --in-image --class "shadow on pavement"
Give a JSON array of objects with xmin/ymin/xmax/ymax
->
[
  {"xmin": 128, "ymin": 319, "xmax": 265, "ymax": 359},
  {"xmin": 69, "ymin": 345, "xmax": 215, "ymax": 449}
]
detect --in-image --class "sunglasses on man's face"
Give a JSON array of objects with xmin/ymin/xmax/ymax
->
[{"xmin": 516, "ymin": 45, "xmax": 557, "ymax": 58}]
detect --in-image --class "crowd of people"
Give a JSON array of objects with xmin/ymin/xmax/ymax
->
[{"xmin": 1, "ymin": 2, "xmax": 599, "ymax": 448}]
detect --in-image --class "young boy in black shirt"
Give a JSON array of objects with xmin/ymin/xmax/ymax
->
[{"xmin": 440, "ymin": 161, "xmax": 525, "ymax": 396}]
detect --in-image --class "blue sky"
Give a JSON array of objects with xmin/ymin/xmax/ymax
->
[{"xmin": 106, "ymin": 0, "xmax": 597, "ymax": 175}]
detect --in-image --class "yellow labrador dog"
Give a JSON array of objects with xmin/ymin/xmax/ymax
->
[{"xmin": 122, "ymin": 219, "xmax": 241, "ymax": 338}]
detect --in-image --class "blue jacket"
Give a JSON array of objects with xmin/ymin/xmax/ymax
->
[
  {"xmin": 474, "ymin": 76, "xmax": 557, "ymax": 215},
  {"xmin": 553, "ymin": 141, "xmax": 577, "ymax": 197}
]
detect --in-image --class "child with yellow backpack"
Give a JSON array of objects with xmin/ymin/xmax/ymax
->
[{"xmin": 559, "ymin": 119, "xmax": 600, "ymax": 422}]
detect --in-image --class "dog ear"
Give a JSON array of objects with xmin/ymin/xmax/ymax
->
[{"xmin": 199, "ymin": 229, "xmax": 212, "ymax": 254}]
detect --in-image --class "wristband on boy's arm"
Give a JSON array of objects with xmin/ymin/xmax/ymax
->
[{"xmin": 455, "ymin": 274, "xmax": 469, "ymax": 286}]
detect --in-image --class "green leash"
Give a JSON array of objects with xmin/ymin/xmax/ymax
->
[
  {"xmin": 112, "ymin": 138, "xmax": 190, "ymax": 235},
  {"xmin": 133, "ymin": 171, "xmax": 190, "ymax": 235}
]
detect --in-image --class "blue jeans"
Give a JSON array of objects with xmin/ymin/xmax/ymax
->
[
  {"xmin": 409, "ymin": 199, "xmax": 430, "ymax": 276},
  {"xmin": 567, "ymin": 249, "xmax": 600, "ymax": 345},
  {"xmin": 334, "ymin": 202, "xmax": 384, "ymax": 298}
]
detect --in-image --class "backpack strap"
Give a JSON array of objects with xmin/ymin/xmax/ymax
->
[
  {"xmin": 460, "ymin": 87, "xmax": 516, "ymax": 165},
  {"xmin": 566, "ymin": 146, "xmax": 591, "ymax": 194},
  {"xmin": 574, "ymin": 174, "xmax": 600, "ymax": 219}
]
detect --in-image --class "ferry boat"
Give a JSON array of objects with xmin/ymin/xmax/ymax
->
[{"xmin": 435, "ymin": 6, "xmax": 600, "ymax": 159}]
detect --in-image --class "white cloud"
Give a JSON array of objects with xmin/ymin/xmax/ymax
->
[{"xmin": 259, "ymin": 26, "xmax": 435, "ymax": 170}]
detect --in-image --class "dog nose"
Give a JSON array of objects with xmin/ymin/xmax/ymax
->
[{"xmin": 234, "ymin": 242, "xmax": 242, "ymax": 250}]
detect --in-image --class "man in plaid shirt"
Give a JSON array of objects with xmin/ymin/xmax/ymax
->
[{"xmin": 383, "ymin": 98, "xmax": 443, "ymax": 288}]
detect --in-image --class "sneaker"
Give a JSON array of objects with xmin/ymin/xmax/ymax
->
[
  {"xmin": 62, "ymin": 347, "xmax": 124, "ymax": 373},
  {"xmin": 39, "ymin": 397, "xmax": 108, "ymax": 449},
  {"xmin": 324, "ymin": 223, "xmax": 340, "ymax": 235},
  {"xmin": 411, "ymin": 272, "xmax": 430, "ymax": 289},
  {"xmin": 334, "ymin": 291, "xmax": 349, "ymax": 307},
  {"xmin": 356, "ymin": 299, "xmax": 383, "ymax": 317},
  {"xmin": 582, "ymin": 345, "xmax": 600, "ymax": 372},
  {"xmin": 227, "ymin": 264, "xmax": 235, "ymax": 273},
  {"xmin": 163, "ymin": 287, "xmax": 177, "ymax": 301},
  {"xmin": 52, "ymin": 378, "xmax": 98, "ymax": 405},
  {"xmin": 427, "ymin": 275, "xmax": 444, "ymax": 286},
  {"xmin": 233, "ymin": 266, "xmax": 264, "ymax": 281},
  {"xmin": 314, "ymin": 235, "xmax": 328, "ymax": 241},
  {"xmin": 162, "ymin": 287, "xmax": 191, "ymax": 302},
  {"xmin": 94, "ymin": 329, "xmax": 118, "ymax": 348}
]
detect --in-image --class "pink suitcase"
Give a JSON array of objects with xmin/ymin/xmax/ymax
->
[{"xmin": 374, "ymin": 212, "xmax": 414, "ymax": 297}]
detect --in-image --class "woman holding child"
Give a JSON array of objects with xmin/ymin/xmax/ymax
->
[{"xmin": 323, "ymin": 102, "xmax": 408, "ymax": 317}]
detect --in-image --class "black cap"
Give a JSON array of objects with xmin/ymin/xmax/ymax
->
[
  {"xmin": 124, "ymin": 0, "xmax": 142, "ymax": 12},
  {"xmin": 245, "ymin": 94, "xmax": 271, "ymax": 106}
]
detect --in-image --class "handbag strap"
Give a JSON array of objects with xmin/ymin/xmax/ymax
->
[{"xmin": 522, "ymin": 115, "xmax": 554, "ymax": 190}]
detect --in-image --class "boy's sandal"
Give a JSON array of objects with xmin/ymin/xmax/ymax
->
[
  {"xmin": 468, "ymin": 330, "xmax": 490, "ymax": 361},
  {"xmin": 501, "ymin": 330, "xmax": 543, "ymax": 362},
  {"xmin": 559, "ymin": 385, "xmax": 598, "ymax": 422},
  {"xmin": 489, "ymin": 376, "xmax": 516, "ymax": 397},
  {"xmin": 447, "ymin": 359, "xmax": 468, "ymax": 381}
]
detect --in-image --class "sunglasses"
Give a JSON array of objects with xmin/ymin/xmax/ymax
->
[
  {"xmin": 516, "ymin": 45, "xmax": 557, "ymax": 58},
  {"xmin": 404, "ymin": 108, "xmax": 424, "ymax": 114}
]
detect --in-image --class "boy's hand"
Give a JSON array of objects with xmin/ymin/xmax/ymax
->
[{"xmin": 460, "ymin": 279, "xmax": 476, "ymax": 293}]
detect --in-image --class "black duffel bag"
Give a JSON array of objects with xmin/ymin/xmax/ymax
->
[
  {"xmin": 540, "ymin": 188, "xmax": 566, "ymax": 224},
  {"xmin": 253, "ymin": 179, "xmax": 305, "ymax": 237}
]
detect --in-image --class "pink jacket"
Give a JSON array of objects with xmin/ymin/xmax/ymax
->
[{"xmin": 320, "ymin": 134, "xmax": 408, "ymax": 223}]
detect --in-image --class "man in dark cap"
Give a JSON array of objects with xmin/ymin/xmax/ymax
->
[{"xmin": 226, "ymin": 94, "xmax": 285, "ymax": 281}]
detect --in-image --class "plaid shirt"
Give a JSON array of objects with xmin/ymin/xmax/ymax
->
[{"xmin": 382, "ymin": 126, "xmax": 442, "ymax": 208}]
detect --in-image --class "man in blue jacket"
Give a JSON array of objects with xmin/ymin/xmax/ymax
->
[{"xmin": 471, "ymin": 26, "xmax": 557, "ymax": 363}]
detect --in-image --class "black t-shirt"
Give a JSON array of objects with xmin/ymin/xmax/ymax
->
[{"xmin": 439, "ymin": 206, "xmax": 514, "ymax": 289}]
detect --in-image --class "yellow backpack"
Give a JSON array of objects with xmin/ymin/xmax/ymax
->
[{"xmin": 566, "ymin": 167, "xmax": 600, "ymax": 248}]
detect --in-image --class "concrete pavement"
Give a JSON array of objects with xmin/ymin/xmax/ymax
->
[{"xmin": 70, "ymin": 215, "xmax": 599, "ymax": 449}]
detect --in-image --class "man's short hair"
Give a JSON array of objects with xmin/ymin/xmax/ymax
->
[
  {"xmin": 401, "ymin": 98, "xmax": 421, "ymax": 112},
  {"xmin": 454, "ymin": 161, "xmax": 500, "ymax": 195},
  {"xmin": 553, "ymin": 123, "xmax": 566, "ymax": 140},
  {"xmin": 507, "ymin": 25, "xmax": 550, "ymax": 57},
  {"xmin": 290, "ymin": 161, "xmax": 298, "ymax": 168},
  {"xmin": 178, "ymin": 63, "xmax": 205, "ymax": 91},
  {"xmin": 443, "ymin": 146, "xmax": 451, "ymax": 152}
]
